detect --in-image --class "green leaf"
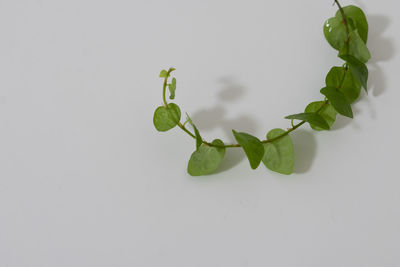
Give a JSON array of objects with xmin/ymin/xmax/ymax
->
[
  {"xmin": 193, "ymin": 125, "xmax": 202, "ymax": 150},
  {"xmin": 187, "ymin": 139, "xmax": 226, "ymax": 176},
  {"xmin": 326, "ymin": 66, "xmax": 361, "ymax": 103},
  {"xmin": 338, "ymin": 30, "xmax": 370, "ymax": 63},
  {"xmin": 323, "ymin": 16, "xmax": 349, "ymax": 50},
  {"xmin": 324, "ymin": 5, "xmax": 368, "ymax": 51},
  {"xmin": 305, "ymin": 101, "xmax": 338, "ymax": 131},
  {"xmin": 340, "ymin": 55, "xmax": 368, "ymax": 91},
  {"xmin": 153, "ymin": 103, "xmax": 181, "ymax": 132},
  {"xmin": 320, "ymin": 87, "xmax": 353, "ymax": 118},
  {"xmin": 186, "ymin": 113, "xmax": 202, "ymax": 150},
  {"xmin": 159, "ymin": 69, "xmax": 168, "ymax": 78},
  {"xmin": 232, "ymin": 130, "xmax": 264, "ymax": 169},
  {"xmin": 285, "ymin": 113, "xmax": 330, "ymax": 130},
  {"xmin": 337, "ymin": 5, "xmax": 368, "ymax": 43},
  {"xmin": 262, "ymin": 128, "xmax": 294, "ymax": 175},
  {"xmin": 168, "ymin": 78, "xmax": 177, "ymax": 100}
]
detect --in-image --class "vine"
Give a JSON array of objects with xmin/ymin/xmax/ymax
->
[{"xmin": 153, "ymin": 1, "xmax": 370, "ymax": 176}]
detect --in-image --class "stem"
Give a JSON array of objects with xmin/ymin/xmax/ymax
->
[
  {"xmin": 178, "ymin": 122, "xmax": 196, "ymax": 139},
  {"xmin": 334, "ymin": 0, "xmax": 350, "ymax": 42},
  {"xmin": 163, "ymin": 0, "xmax": 350, "ymax": 149},
  {"xmin": 162, "ymin": 70, "xmax": 173, "ymax": 107},
  {"xmin": 162, "ymin": 68, "xmax": 197, "ymax": 139}
]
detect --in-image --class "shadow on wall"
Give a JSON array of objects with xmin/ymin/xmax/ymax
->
[
  {"xmin": 189, "ymin": 13, "xmax": 394, "ymax": 176},
  {"xmin": 191, "ymin": 77, "xmax": 258, "ymax": 139},
  {"xmin": 190, "ymin": 77, "xmax": 258, "ymax": 173},
  {"xmin": 291, "ymin": 129, "xmax": 317, "ymax": 174},
  {"xmin": 189, "ymin": 77, "xmax": 318, "ymax": 175},
  {"xmin": 367, "ymin": 14, "xmax": 395, "ymax": 97}
]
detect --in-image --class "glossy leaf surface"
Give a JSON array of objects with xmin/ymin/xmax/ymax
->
[{"xmin": 337, "ymin": 5, "xmax": 368, "ymax": 43}]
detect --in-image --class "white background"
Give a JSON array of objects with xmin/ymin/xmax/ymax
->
[{"xmin": 0, "ymin": 0, "xmax": 398, "ymax": 266}]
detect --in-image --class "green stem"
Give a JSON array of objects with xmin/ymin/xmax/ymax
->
[
  {"xmin": 178, "ymin": 122, "xmax": 196, "ymax": 139},
  {"xmin": 162, "ymin": 69, "xmax": 173, "ymax": 107},
  {"xmin": 164, "ymin": 0, "xmax": 350, "ymax": 149},
  {"xmin": 162, "ymin": 68, "xmax": 198, "ymax": 139},
  {"xmin": 334, "ymin": 0, "xmax": 350, "ymax": 43}
]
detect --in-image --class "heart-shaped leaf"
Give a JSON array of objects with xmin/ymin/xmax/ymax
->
[
  {"xmin": 305, "ymin": 101, "xmax": 338, "ymax": 131},
  {"xmin": 324, "ymin": 5, "xmax": 368, "ymax": 51},
  {"xmin": 337, "ymin": 5, "xmax": 368, "ymax": 43},
  {"xmin": 153, "ymin": 103, "xmax": 181, "ymax": 132},
  {"xmin": 232, "ymin": 130, "xmax": 264, "ymax": 169},
  {"xmin": 320, "ymin": 87, "xmax": 353, "ymax": 118},
  {"xmin": 262, "ymin": 128, "xmax": 294, "ymax": 175},
  {"xmin": 187, "ymin": 139, "xmax": 226, "ymax": 176},
  {"xmin": 326, "ymin": 66, "xmax": 361, "ymax": 103},
  {"xmin": 323, "ymin": 16, "xmax": 349, "ymax": 50}
]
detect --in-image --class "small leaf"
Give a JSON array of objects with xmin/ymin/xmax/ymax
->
[
  {"xmin": 337, "ymin": 5, "xmax": 368, "ymax": 43},
  {"xmin": 185, "ymin": 113, "xmax": 193, "ymax": 124},
  {"xmin": 338, "ymin": 30, "xmax": 371, "ymax": 64},
  {"xmin": 232, "ymin": 130, "xmax": 264, "ymax": 169},
  {"xmin": 340, "ymin": 55, "xmax": 368, "ymax": 91},
  {"xmin": 320, "ymin": 87, "xmax": 353, "ymax": 118},
  {"xmin": 159, "ymin": 69, "xmax": 168, "ymax": 78},
  {"xmin": 168, "ymin": 78, "xmax": 177, "ymax": 100},
  {"xmin": 153, "ymin": 103, "xmax": 181, "ymax": 132},
  {"xmin": 262, "ymin": 129, "xmax": 294, "ymax": 175},
  {"xmin": 186, "ymin": 113, "xmax": 202, "ymax": 150},
  {"xmin": 193, "ymin": 125, "xmax": 202, "ymax": 150},
  {"xmin": 326, "ymin": 66, "xmax": 361, "ymax": 103},
  {"xmin": 305, "ymin": 101, "xmax": 338, "ymax": 131},
  {"xmin": 187, "ymin": 139, "xmax": 226, "ymax": 176},
  {"xmin": 285, "ymin": 113, "xmax": 330, "ymax": 130}
]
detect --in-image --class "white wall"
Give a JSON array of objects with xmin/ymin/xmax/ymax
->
[{"xmin": 0, "ymin": 0, "xmax": 398, "ymax": 266}]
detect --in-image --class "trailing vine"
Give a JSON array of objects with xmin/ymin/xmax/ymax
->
[{"xmin": 153, "ymin": 0, "xmax": 370, "ymax": 176}]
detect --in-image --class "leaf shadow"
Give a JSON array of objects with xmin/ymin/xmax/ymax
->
[
  {"xmin": 291, "ymin": 129, "xmax": 317, "ymax": 174},
  {"xmin": 216, "ymin": 77, "xmax": 246, "ymax": 102},
  {"xmin": 367, "ymin": 14, "xmax": 395, "ymax": 97},
  {"xmin": 215, "ymin": 148, "xmax": 245, "ymax": 174},
  {"xmin": 185, "ymin": 13, "xmax": 393, "ymax": 175},
  {"xmin": 190, "ymin": 77, "xmax": 258, "ymax": 173}
]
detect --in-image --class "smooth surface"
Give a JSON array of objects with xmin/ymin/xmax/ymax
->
[{"xmin": 0, "ymin": 0, "xmax": 399, "ymax": 266}]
